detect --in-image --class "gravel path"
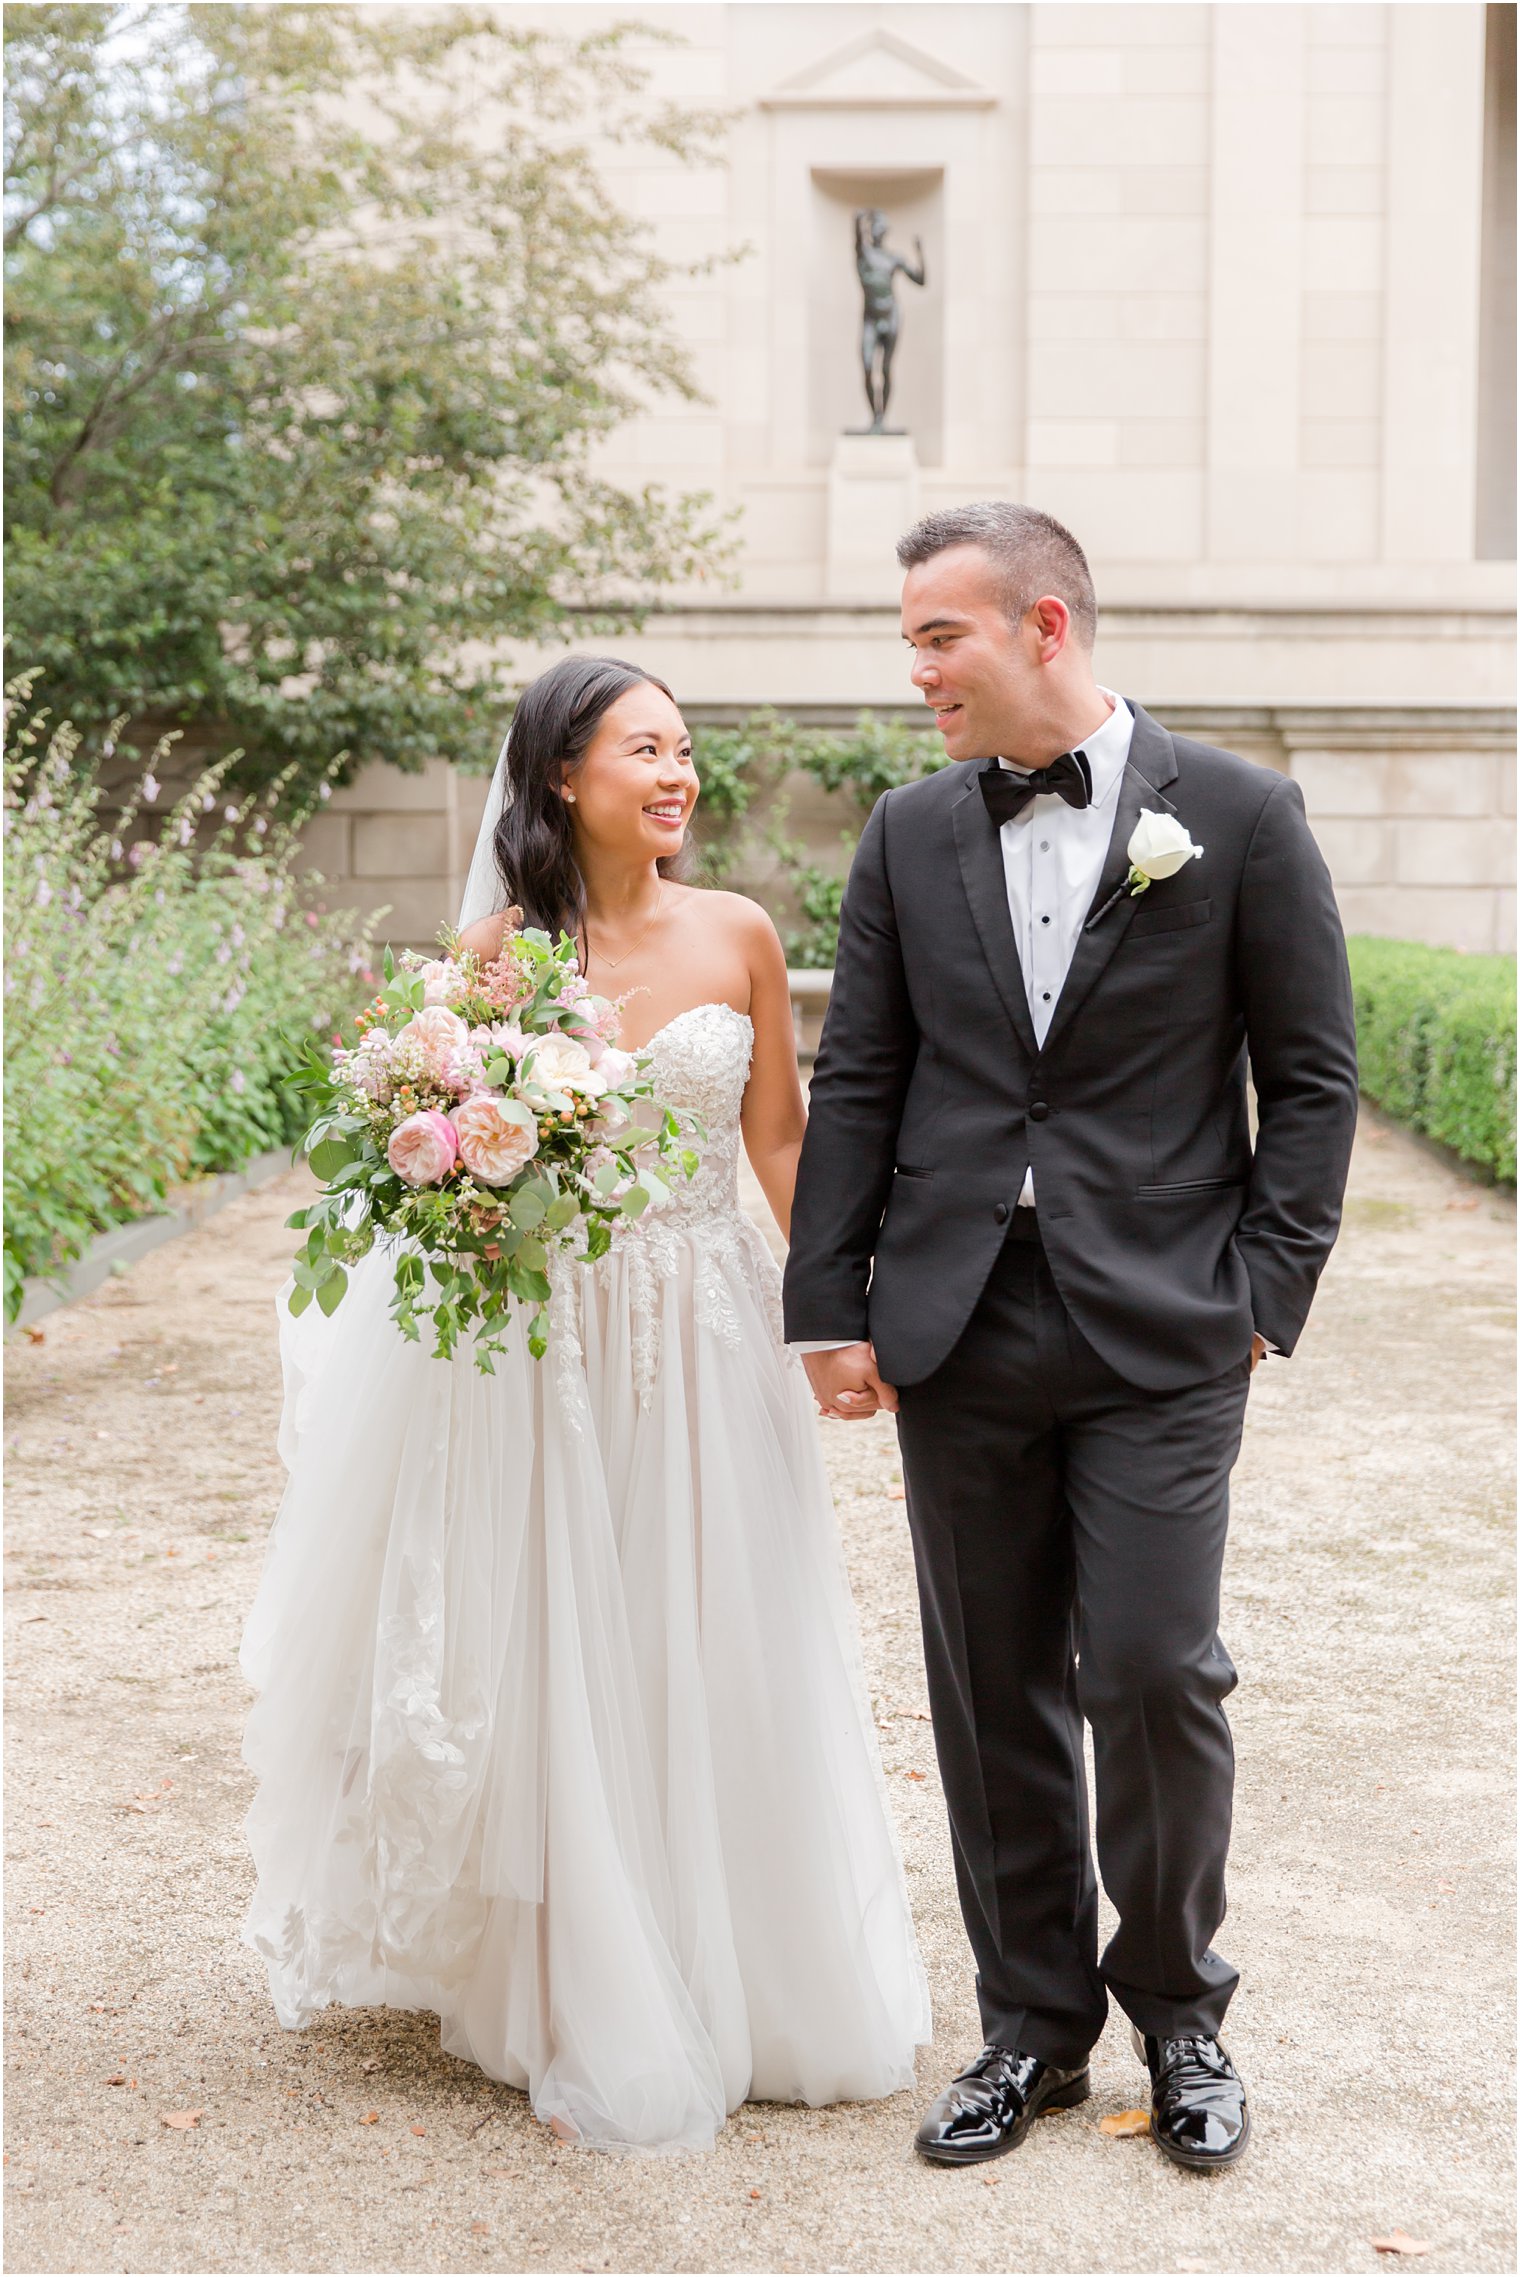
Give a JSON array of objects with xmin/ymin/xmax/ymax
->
[{"xmin": 4, "ymin": 1109, "xmax": 1513, "ymax": 2275}]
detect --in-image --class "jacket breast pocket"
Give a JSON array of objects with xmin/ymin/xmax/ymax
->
[
  {"xmin": 893, "ymin": 1164, "xmax": 933, "ymax": 1180},
  {"xmin": 1128, "ymin": 896, "xmax": 1213, "ymax": 940}
]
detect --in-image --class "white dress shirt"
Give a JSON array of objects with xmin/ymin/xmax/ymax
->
[{"xmin": 999, "ymin": 687, "xmax": 1132, "ymax": 1203}]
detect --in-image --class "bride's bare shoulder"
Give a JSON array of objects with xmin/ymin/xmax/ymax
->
[
  {"xmin": 457, "ymin": 911, "xmax": 513, "ymax": 961},
  {"xmin": 673, "ymin": 883, "xmax": 780, "ymax": 950}
]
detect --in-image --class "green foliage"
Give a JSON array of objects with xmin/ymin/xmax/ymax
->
[
  {"xmin": 776, "ymin": 843, "xmax": 850, "ymax": 970},
  {"xmin": 3, "ymin": 676, "xmax": 373, "ymax": 1318},
  {"xmin": 788, "ymin": 710, "xmax": 948, "ymax": 814},
  {"xmin": 4, "ymin": 4, "xmax": 732, "ymax": 805},
  {"xmin": 681, "ymin": 712, "xmax": 774, "ymax": 883},
  {"xmin": 1347, "ymin": 934, "xmax": 1516, "ymax": 1184},
  {"xmin": 688, "ymin": 708, "xmax": 942, "ymax": 939}
]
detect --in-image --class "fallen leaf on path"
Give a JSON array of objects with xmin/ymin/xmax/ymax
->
[
  {"xmin": 1097, "ymin": 2108, "xmax": 1151, "ymax": 2137},
  {"xmin": 359, "ymin": 2112, "xmax": 379, "ymax": 2125},
  {"xmin": 22, "ymin": 1326, "xmax": 45, "ymax": 1343},
  {"xmin": 160, "ymin": 2110, "xmax": 202, "ymax": 2130},
  {"xmin": 83, "ymin": 1528, "xmax": 110, "ymax": 1540},
  {"xmin": 410, "ymin": 2123, "xmax": 426, "ymax": 2136},
  {"xmin": 748, "ymin": 2189, "xmax": 761, "ymax": 2201},
  {"xmin": 1371, "ymin": 2237, "xmax": 1431, "ymax": 2258},
  {"xmin": 361, "ymin": 2058, "xmax": 380, "ymax": 2072},
  {"xmin": 887, "ymin": 1487, "xmax": 905, "ymax": 1501},
  {"xmin": 470, "ymin": 2222, "xmax": 490, "ymax": 2235},
  {"xmin": 905, "ymin": 1770, "xmax": 926, "ymax": 1782},
  {"xmin": 104, "ymin": 2073, "xmax": 127, "ymax": 2087},
  {"xmin": 1445, "ymin": 1195, "xmax": 1480, "ymax": 1211}
]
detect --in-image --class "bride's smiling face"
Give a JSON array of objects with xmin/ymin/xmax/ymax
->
[{"xmin": 561, "ymin": 684, "xmax": 698, "ymax": 861}]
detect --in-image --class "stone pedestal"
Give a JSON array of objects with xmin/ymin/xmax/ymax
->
[{"xmin": 825, "ymin": 432, "xmax": 920, "ymax": 600}]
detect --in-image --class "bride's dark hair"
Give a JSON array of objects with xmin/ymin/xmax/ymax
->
[{"xmin": 491, "ymin": 654, "xmax": 681, "ymax": 940}]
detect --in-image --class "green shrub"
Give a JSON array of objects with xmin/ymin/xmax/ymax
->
[
  {"xmin": 4, "ymin": 679, "xmax": 374, "ymax": 1317},
  {"xmin": 1347, "ymin": 934, "xmax": 1516, "ymax": 1184},
  {"xmin": 688, "ymin": 708, "xmax": 943, "ymax": 945}
]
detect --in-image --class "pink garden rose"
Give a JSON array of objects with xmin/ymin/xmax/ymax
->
[
  {"xmin": 593, "ymin": 1046, "xmax": 637, "ymax": 1093},
  {"xmin": 452, "ymin": 1095, "xmax": 539, "ymax": 1186},
  {"xmin": 419, "ymin": 958, "xmax": 465, "ymax": 1008},
  {"xmin": 470, "ymin": 1021, "xmax": 528, "ymax": 1062},
  {"xmin": 395, "ymin": 1005, "xmax": 470, "ymax": 1083},
  {"xmin": 387, "ymin": 1109, "xmax": 459, "ymax": 1186}
]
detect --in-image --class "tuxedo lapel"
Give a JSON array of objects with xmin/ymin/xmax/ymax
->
[
  {"xmin": 951, "ymin": 772, "xmax": 1039, "ymax": 1059},
  {"xmin": 1041, "ymin": 703, "xmax": 1180, "ymax": 1054}
]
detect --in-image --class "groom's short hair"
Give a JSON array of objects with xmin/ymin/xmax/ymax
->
[{"xmin": 896, "ymin": 502, "xmax": 1098, "ymax": 649}]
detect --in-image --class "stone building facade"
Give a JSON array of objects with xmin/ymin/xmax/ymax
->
[{"xmin": 305, "ymin": 1, "xmax": 1516, "ymax": 956}]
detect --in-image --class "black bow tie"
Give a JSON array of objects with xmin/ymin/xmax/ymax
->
[{"xmin": 979, "ymin": 749, "xmax": 1092, "ymax": 827}]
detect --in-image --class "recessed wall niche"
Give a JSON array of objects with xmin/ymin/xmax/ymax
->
[{"xmin": 808, "ymin": 167, "xmax": 943, "ymax": 467}]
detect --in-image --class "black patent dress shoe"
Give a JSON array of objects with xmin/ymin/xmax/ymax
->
[
  {"xmin": 914, "ymin": 2044, "xmax": 1091, "ymax": 2166},
  {"xmin": 1131, "ymin": 2024, "xmax": 1250, "ymax": 2170}
]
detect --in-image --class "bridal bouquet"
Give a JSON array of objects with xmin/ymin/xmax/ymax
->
[{"xmin": 284, "ymin": 916, "xmax": 700, "ymax": 1370}]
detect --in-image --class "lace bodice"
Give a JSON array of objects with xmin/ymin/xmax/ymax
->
[
  {"xmin": 550, "ymin": 1002, "xmax": 774, "ymax": 1408},
  {"xmin": 634, "ymin": 1001, "xmax": 752, "ymax": 1225}
]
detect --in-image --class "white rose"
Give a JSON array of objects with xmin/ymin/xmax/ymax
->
[
  {"xmin": 1127, "ymin": 810, "xmax": 1203, "ymax": 887},
  {"xmin": 526, "ymin": 1031, "xmax": 606, "ymax": 1097}
]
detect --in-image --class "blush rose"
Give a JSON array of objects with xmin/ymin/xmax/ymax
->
[{"xmin": 388, "ymin": 1109, "xmax": 460, "ymax": 1186}]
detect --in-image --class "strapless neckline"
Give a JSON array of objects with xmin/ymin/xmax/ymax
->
[{"xmin": 625, "ymin": 1001, "xmax": 753, "ymax": 1056}]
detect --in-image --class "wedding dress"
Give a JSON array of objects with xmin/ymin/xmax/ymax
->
[{"xmin": 240, "ymin": 999, "xmax": 931, "ymax": 2152}]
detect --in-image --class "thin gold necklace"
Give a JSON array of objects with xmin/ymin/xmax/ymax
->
[{"xmin": 584, "ymin": 883, "xmax": 663, "ymax": 972}]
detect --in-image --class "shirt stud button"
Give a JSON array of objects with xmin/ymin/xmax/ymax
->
[
  {"xmin": 1041, "ymin": 990, "xmax": 1052, "ymax": 1001},
  {"xmin": 1040, "ymin": 840, "xmax": 1050, "ymax": 852},
  {"xmin": 994, "ymin": 1202, "xmax": 1009, "ymax": 1224}
]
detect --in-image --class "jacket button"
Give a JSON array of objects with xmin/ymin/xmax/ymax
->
[
  {"xmin": 994, "ymin": 1202, "xmax": 1009, "ymax": 1224},
  {"xmin": 1028, "ymin": 1101, "xmax": 1050, "ymax": 1122}
]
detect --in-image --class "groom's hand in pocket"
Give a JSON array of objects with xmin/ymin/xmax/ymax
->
[{"xmin": 802, "ymin": 1343, "xmax": 899, "ymax": 1420}]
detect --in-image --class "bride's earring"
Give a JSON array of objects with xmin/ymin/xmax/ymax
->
[{"xmin": 563, "ymin": 791, "xmax": 577, "ymax": 804}]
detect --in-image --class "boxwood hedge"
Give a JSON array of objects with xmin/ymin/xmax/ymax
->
[{"xmin": 1347, "ymin": 934, "xmax": 1516, "ymax": 1184}]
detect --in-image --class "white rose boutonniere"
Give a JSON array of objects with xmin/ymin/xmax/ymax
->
[{"xmin": 1126, "ymin": 810, "xmax": 1203, "ymax": 897}]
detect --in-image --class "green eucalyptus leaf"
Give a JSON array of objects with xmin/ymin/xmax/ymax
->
[
  {"xmin": 315, "ymin": 1266, "xmax": 347, "ymax": 1317},
  {"xmin": 309, "ymin": 1134, "xmax": 356, "ymax": 1181}
]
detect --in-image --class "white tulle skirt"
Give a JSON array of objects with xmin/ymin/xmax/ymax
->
[{"xmin": 240, "ymin": 1214, "xmax": 931, "ymax": 2152}]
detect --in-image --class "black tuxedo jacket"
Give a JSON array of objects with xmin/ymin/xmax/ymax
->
[{"xmin": 782, "ymin": 701, "xmax": 1359, "ymax": 1393}]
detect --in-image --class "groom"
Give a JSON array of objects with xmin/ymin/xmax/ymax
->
[{"xmin": 783, "ymin": 503, "xmax": 1358, "ymax": 2171}]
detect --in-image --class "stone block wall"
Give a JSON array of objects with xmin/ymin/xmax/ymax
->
[{"xmin": 296, "ymin": 705, "xmax": 1515, "ymax": 960}]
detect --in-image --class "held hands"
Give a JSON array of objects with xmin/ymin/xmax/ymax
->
[
  {"xmin": 804, "ymin": 1336, "xmax": 1262, "ymax": 1417},
  {"xmin": 802, "ymin": 1342, "xmax": 899, "ymax": 1421}
]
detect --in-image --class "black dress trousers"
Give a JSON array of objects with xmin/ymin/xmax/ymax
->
[{"xmin": 894, "ymin": 1215, "xmax": 1251, "ymax": 2069}]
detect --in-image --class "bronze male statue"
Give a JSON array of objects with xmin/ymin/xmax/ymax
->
[{"xmin": 853, "ymin": 209, "xmax": 926, "ymax": 434}]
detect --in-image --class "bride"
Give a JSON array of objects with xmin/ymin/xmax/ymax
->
[{"xmin": 240, "ymin": 654, "xmax": 931, "ymax": 2152}]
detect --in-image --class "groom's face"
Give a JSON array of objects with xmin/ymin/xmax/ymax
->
[{"xmin": 901, "ymin": 544, "xmax": 1033, "ymax": 762}]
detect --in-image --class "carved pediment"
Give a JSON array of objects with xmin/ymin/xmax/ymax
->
[{"xmin": 760, "ymin": 29, "xmax": 996, "ymax": 110}]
